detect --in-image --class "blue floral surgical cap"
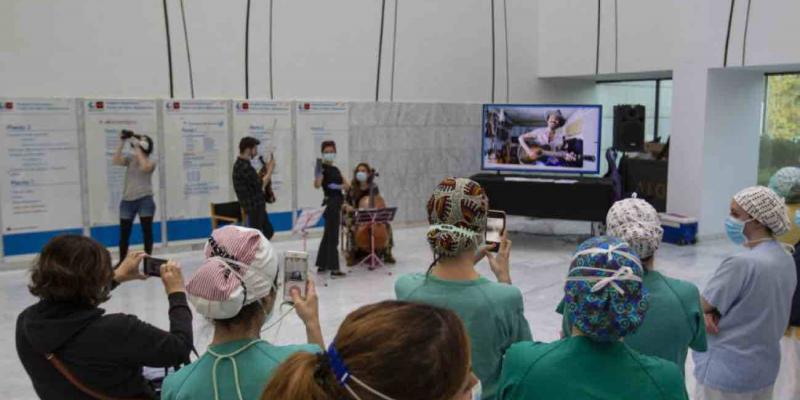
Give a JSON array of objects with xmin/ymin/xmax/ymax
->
[{"xmin": 563, "ymin": 236, "xmax": 649, "ymax": 342}]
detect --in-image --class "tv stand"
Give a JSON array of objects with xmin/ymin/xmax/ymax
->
[{"xmin": 471, "ymin": 172, "xmax": 615, "ymax": 223}]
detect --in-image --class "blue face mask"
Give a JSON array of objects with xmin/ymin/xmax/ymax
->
[
  {"xmin": 322, "ymin": 152, "xmax": 336, "ymax": 163},
  {"xmin": 356, "ymin": 171, "xmax": 368, "ymax": 182},
  {"xmin": 725, "ymin": 216, "xmax": 753, "ymax": 246},
  {"xmin": 795, "ymin": 210, "xmax": 800, "ymax": 227}
]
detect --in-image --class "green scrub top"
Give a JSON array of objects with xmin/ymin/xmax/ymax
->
[
  {"xmin": 162, "ymin": 339, "xmax": 319, "ymax": 400},
  {"xmin": 395, "ymin": 273, "xmax": 532, "ymax": 400},
  {"xmin": 557, "ymin": 271, "xmax": 707, "ymax": 373},
  {"xmin": 498, "ymin": 336, "xmax": 689, "ymax": 400}
]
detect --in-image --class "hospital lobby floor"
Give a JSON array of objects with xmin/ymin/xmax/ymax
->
[{"xmin": 0, "ymin": 224, "xmax": 733, "ymax": 399}]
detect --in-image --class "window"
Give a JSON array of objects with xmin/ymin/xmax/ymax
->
[
  {"xmin": 595, "ymin": 79, "xmax": 672, "ymax": 174},
  {"xmin": 759, "ymin": 73, "xmax": 800, "ymax": 185}
]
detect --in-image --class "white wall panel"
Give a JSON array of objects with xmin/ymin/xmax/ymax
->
[
  {"xmin": 597, "ymin": 0, "xmax": 617, "ymax": 74},
  {"xmin": 0, "ymin": 0, "xmax": 169, "ymax": 98},
  {"xmin": 743, "ymin": 0, "xmax": 800, "ymax": 66},
  {"xmin": 615, "ymin": 0, "xmax": 679, "ymax": 73},
  {"xmin": 505, "ymin": 0, "xmax": 596, "ymax": 103},
  {"xmin": 537, "ymin": 0, "xmax": 598, "ymax": 77},
  {"xmin": 725, "ymin": 0, "xmax": 749, "ymax": 67},
  {"xmin": 181, "ymin": 0, "xmax": 247, "ymax": 98},
  {"xmin": 392, "ymin": 0, "xmax": 492, "ymax": 102},
  {"xmin": 272, "ymin": 0, "xmax": 381, "ymax": 101}
]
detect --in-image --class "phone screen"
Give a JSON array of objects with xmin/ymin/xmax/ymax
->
[
  {"xmin": 284, "ymin": 251, "xmax": 309, "ymax": 303},
  {"xmin": 142, "ymin": 257, "xmax": 167, "ymax": 277},
  {"xmin": 486, "ymin": 210, "xmax": 506, "ymax": 252}
]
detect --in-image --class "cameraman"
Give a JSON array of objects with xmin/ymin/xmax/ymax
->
[{"xmin": 112, "ymin": 130, "xmax": 157, "ymax": 261}]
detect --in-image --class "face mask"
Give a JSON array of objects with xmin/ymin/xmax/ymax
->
[
  {"xmin": 725, "ymin": 216, "xmax": 752, "ymax": 246},
  {"xmin": 356, "ymin": 171, "xmax": 368, "ymax": 182},
  {"xmin": 795, "ymin": 210, "xmax": 800, "ymax": 227},
  {"xmin": 471, "ymin": 380, "xmax": 482, "ymax": 400},
  {"xmin": 322, "ymin": 153, "xmax": 336, "ymax": 163}
]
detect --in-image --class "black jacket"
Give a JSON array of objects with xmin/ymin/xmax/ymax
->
[
  {"xmin": 16, "ymin": 292, "xmax": 193, "ymax": 400},
  {"xmin": 232, "ymin": 157, "xmax": 264, "ymax": 211}
]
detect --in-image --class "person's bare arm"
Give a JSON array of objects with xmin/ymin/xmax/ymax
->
[
  {"xmin": 134, "ymin": 146, "xmax": 155, "ymax": 173},
  {"xmin": 112, "ymin": 140, "xmax": 127, "ymax": 166}
]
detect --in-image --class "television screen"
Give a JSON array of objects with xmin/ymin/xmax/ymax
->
[{"xmin": 481, "ymin": 104, "xmax": 602, "ymax": 174}]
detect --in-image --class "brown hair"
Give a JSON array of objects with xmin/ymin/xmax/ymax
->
[
  {"xmin": 239, "ymin": 136, "xmax": 260, "ymax": 153},
  {"xmin": 262, "ymin": 301, "xmax": 471, "ymax": 400},
  {"xmin": 321, "ymin": 140, "xmax": 337, "ymax": 153},
  {"xmin": 29, "ymin": 235, "xmax": 114, "ymax": 306}
]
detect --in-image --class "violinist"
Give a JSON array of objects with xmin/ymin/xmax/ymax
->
[
  {"xmin": 343, "ymin": 163, "xmax": 396, "ymax": 266},
  {"xmin": 314, "ymin": 140, "xmax": 349, "ymax": 278},
  {"xmin": 232, "ymin": 137, "xmax": 275, "ymax": 239}
]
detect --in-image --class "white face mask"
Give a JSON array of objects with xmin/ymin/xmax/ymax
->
[{"xmin": 471, "ymin": 380, "xmax": 482, "ymax": 400}]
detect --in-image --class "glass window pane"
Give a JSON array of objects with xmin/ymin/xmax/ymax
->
[{"xmin": 759, "ymin": 74, "xmax": 800, "ymax": 186}]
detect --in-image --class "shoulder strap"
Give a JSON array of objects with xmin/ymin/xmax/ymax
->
[{"xmin": 45, "ymin": 353, "xmax": 147, "ymax": 400}]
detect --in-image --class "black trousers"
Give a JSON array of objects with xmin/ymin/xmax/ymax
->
[
  {"xmin": 246, "ymin": 204, "xmax": 274, "ymax": 240},
  {"xmin": 316, "ymin": 196, "xmax": 342, "ymax": 271},
  {"xmin": 119, "ymin": 217, "xmax": 153, "ymax": 261}
]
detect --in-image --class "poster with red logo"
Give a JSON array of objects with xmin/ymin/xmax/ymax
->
[
  {"xmin": 0, "ymin": 98, "xmax": 82, "ymax": 244},
  {"xmin": 295, "ymin": 102, "xmax": 349, "ymax": 211},
  {"xmin": 163, "ymin": 100, "xmax": 231, "ymax": 228},
  {"xmin": 232, "ymin": 101, "xmax": 293, "ymax": 214},
  {"xmin": 83, "ymin": 99, "xmax": 161, "ymax": 229}
]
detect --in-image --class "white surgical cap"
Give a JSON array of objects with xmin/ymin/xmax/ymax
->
[
  {"xmin": 733, "ymin": 186, "xmax": 791, "ymax": 236},
  {"xmin": 606, "ymin": 196, "xmax": 663, "ymax": 259}
]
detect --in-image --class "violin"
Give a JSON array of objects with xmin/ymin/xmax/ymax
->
[
  {"xmin": 354, "ymin": 171, "xmax": 389, "ymax": 252},
  {"xmin": 258, "ymin": 155, "xmax": 276, "ymax": 204}
]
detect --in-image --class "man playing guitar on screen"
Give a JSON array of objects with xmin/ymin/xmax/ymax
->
[{"xmin": 517, "ymin": 109, "xmax": 573, "ymax": 164}]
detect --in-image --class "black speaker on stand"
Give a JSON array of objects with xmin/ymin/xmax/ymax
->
[{"xmin": 613, "ymin": 104, "xmax": 645, "ymax": 152}]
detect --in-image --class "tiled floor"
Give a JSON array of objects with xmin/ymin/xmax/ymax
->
[{"xmin": 0, "ymin": 223, "xmax": 735, "ymax": 399}]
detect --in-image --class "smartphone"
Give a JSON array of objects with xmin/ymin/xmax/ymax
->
[
  {"xmin": 485, "ymin": 210, "xmax": 506, "ymax": 252},
  {"xmin": 283, "ymin": 251, "xmax": 309, "ymax": 303},
  {"xmin": 142, "ymin": 256, "xmax": 167, "ymax": 277}
]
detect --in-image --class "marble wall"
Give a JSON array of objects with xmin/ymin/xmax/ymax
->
[{"xmin": 348, "ymin": 102, "xmax": 483, "ymax": 224}]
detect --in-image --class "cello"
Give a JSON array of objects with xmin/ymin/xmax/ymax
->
[{"xmin": 354, "ymin": 170, "xmax": 389, "ymax": 253}]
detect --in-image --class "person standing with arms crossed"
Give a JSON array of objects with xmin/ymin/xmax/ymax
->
[
  {"xmin": 233, "ymin": 137, "xmax": 275, "ymax": 239},
  {"xmin": 112, "ymin": 130, "xmax": 156, "ymax": 261}
]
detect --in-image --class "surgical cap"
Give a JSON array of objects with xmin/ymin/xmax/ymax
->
[
  {"xmin": 733, "ymin": 186, "xmax": 791, "ymax": 236},
  {"xmin": 563, "ymin": 236, "xmax": 649, "ymax": 342},
  {"xmin": 426, "ymin": 177, "xmax": 489, "ymax": 258},
  {"xmin": 606, "ymin": 196, "xmax": 664, "ymax": 260},
  {"xmin": 768, "ymin": 167, "xmax": 800, "ymax": 200}
]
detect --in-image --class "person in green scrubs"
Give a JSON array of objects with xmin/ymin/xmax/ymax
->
[
  {"xmin": 499, "ymin": 236, "xmax": 688, "ymax": 400},
  {"xmin": 161, "ymin": 226, "xmax": 322, "ymax": 400},
  {"xmin": 395, "ymin": 177, "xmax": 532, "ymax": 400},
  {"xmin": 556, "ymin": 196, "xmax": 706, "ymax": 373}
]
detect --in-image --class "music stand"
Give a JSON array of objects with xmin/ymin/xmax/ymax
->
[
  {"xmin": 353, "ymin": 207, "xmax": 397, "ymax": 272},
  {"xmin": 293, "ymin": 207, "xmax": 326, "ymax": 252}
]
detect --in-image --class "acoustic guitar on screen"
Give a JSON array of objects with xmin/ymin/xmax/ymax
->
[{"xmin": 516, "ymin": 143, "xmax": 596, "ymax": 165}]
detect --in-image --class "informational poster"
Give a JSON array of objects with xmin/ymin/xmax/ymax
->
[
  {"xmin": 295, "ymin": 102, "xmax": 349, "ymax": 209},
  {"xmin": 83, "ymin": 99, "xmax": 161, "ymax": 227},
  {"xmin": 163, "ymin": 100, "xmax": 231, "ymax": 239},
  {"xmin": 0, "ymin": 99, "xmax": 82, "ymax": 252},
  {"xmin": 232, "ymin": 100, "xmax": 293, "ymax": 218}
]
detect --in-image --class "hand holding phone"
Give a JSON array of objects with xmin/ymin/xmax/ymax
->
[
  {"xmin": 485, "ymin": 210, "xmax": 507, "ymax": 253},
  {"xmin": 314, "ymin": 158, "xmax": 323, "ymax": 177},
  {"xmin": 142, "ymin": 256, "xmax": 168, "ymax": 277},
  {"xmin": 284, "ymin": 251, "xmax": 309, "ymax": 303}
]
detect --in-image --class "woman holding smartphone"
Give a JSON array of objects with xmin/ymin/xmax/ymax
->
[
  {"xmin": 394, "ymin": 177, "xmax": 531, "ymax": 400},
  {"xmin": 314, "ymin": 140, "xmax": 349, "ymax": 278},
  {"xmin": 16, "ymin": 235, "xmax": 191, "ymax": 400},
  {"xmin": 162, "ymin": 225, "xmax": 322, "ymax": 400}
]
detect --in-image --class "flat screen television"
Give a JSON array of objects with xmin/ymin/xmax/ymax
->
[{"xmin": 481, "ymin": 104, "xmax": 602, "ymax": 174}]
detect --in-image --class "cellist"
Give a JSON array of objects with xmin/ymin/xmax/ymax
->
[{"xmin": 343, "ymin": 162, "xmax": 396, "ymax": 266}]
